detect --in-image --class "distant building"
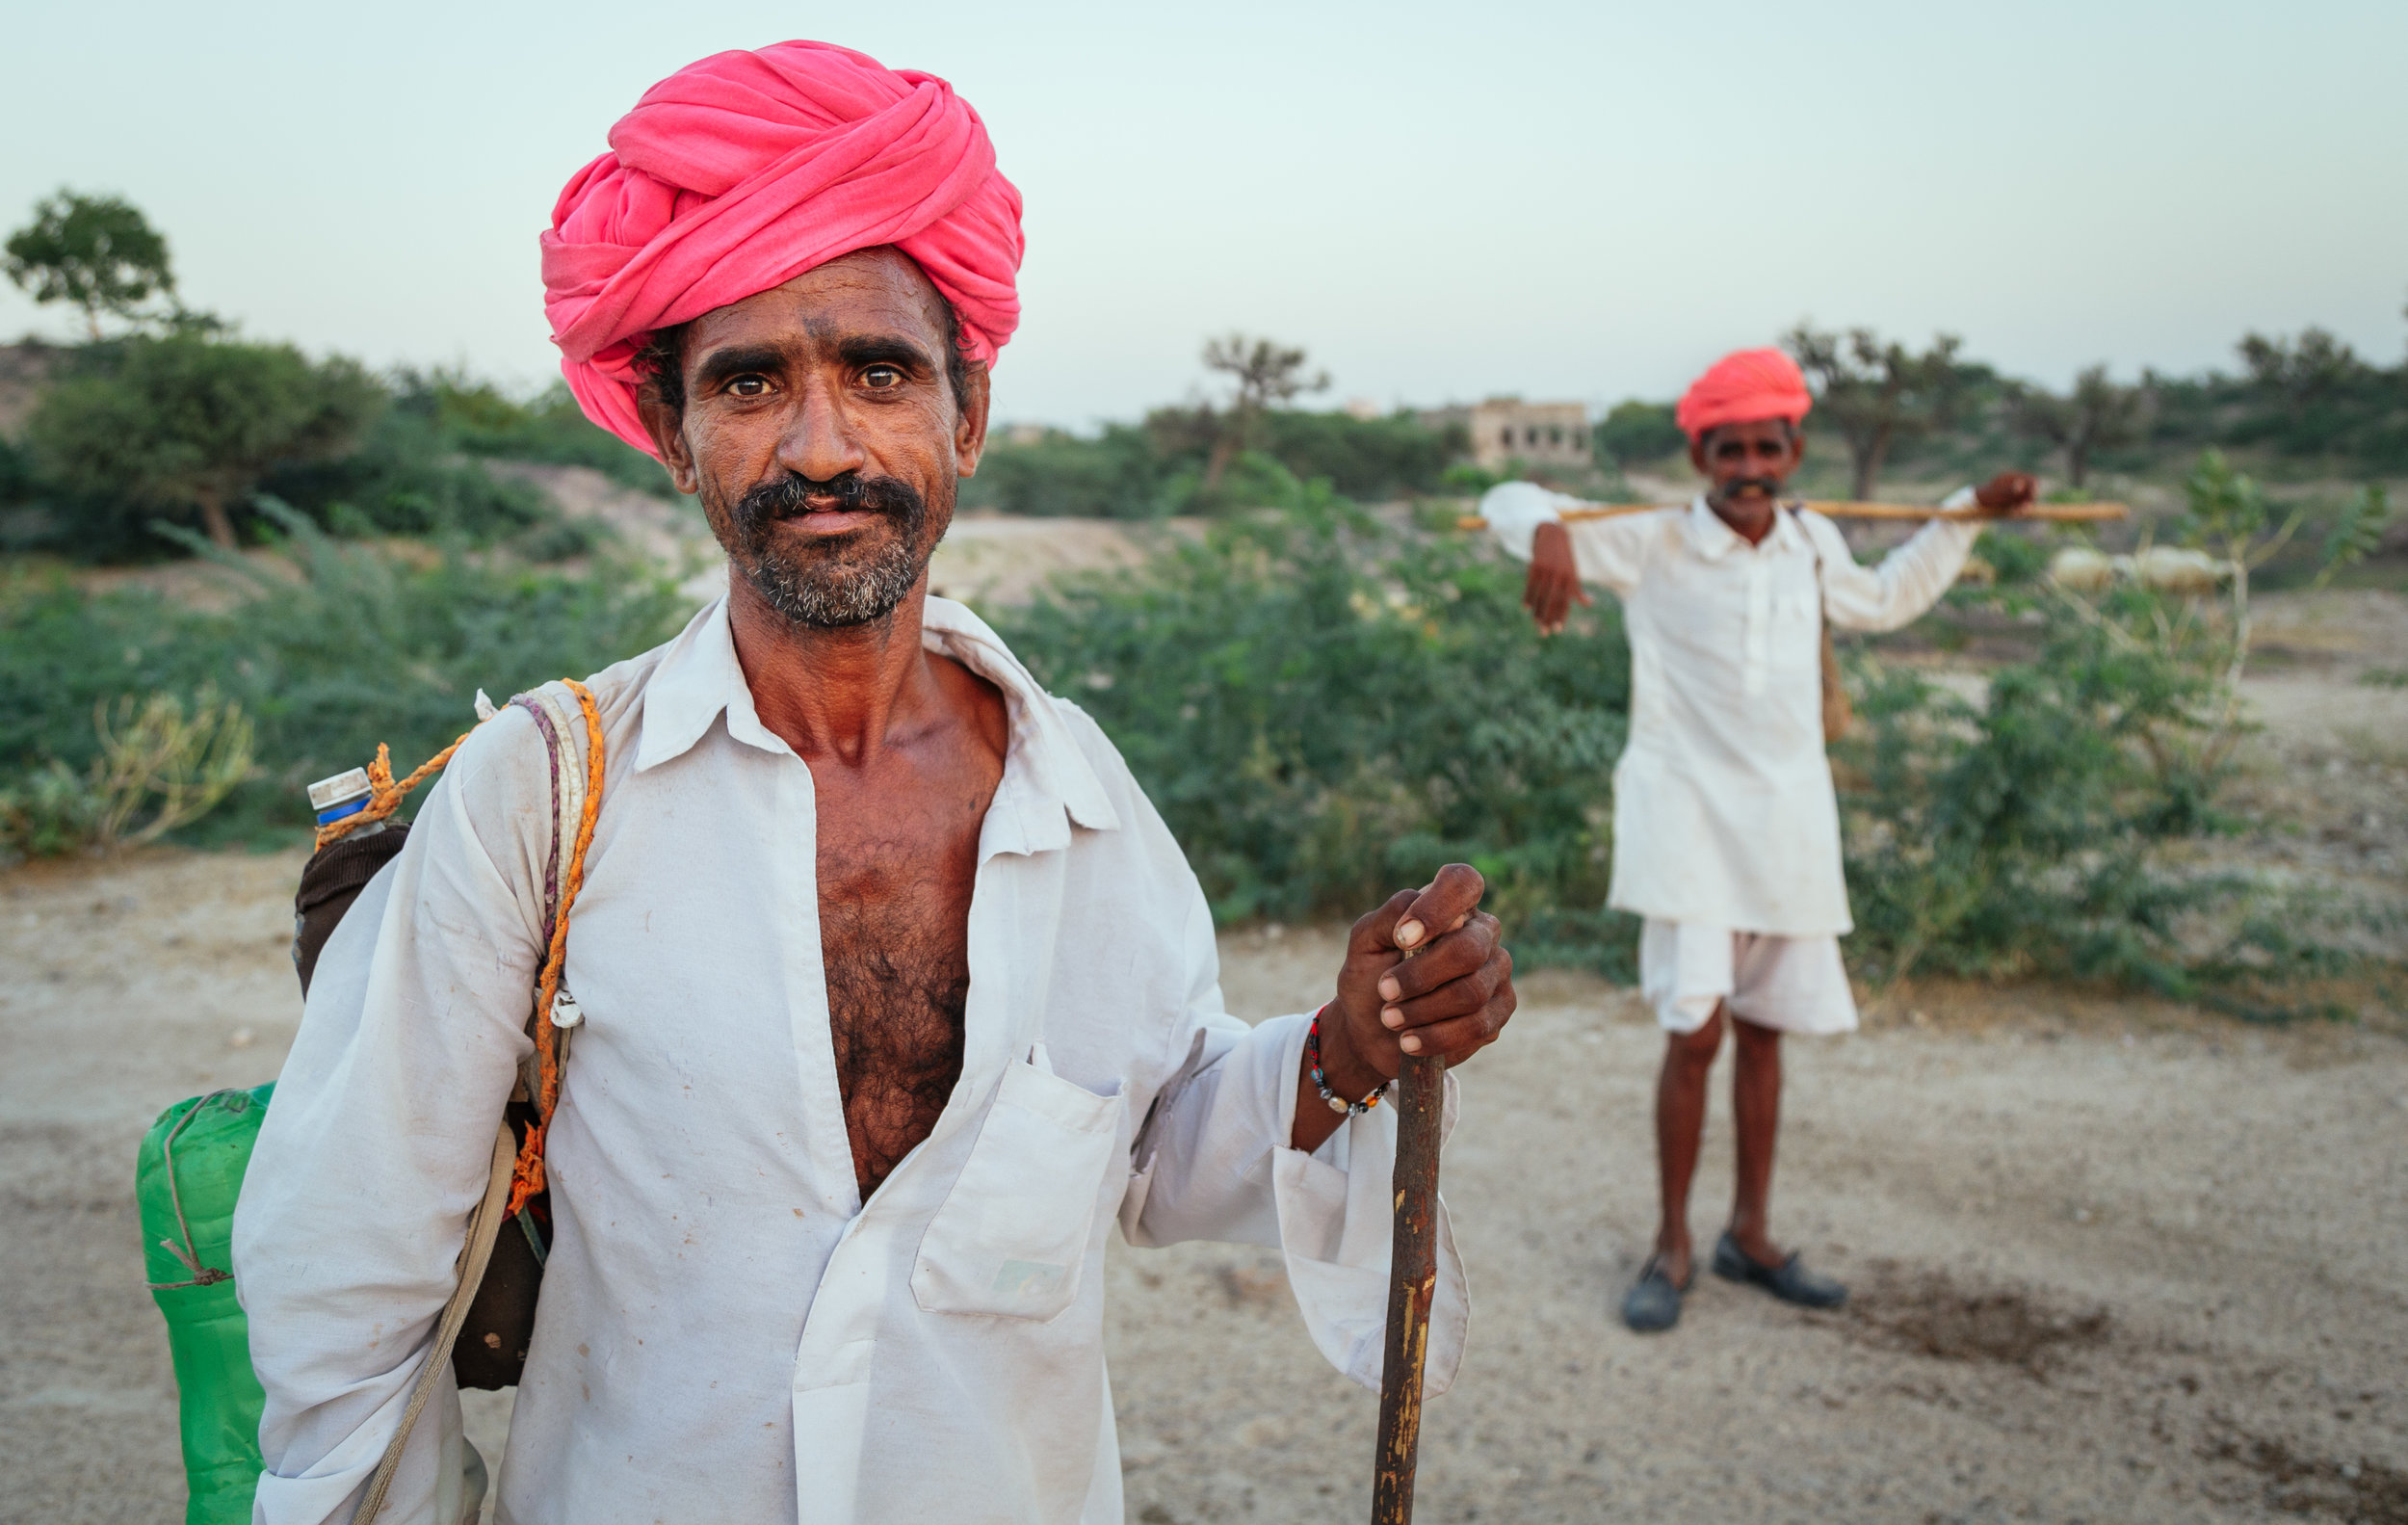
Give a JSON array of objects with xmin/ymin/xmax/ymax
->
[{"xmin": 1462, "ymin": 398, "xmax": 1590, "ymax": 470}]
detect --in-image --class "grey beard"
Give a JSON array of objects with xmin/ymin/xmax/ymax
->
[
  {"xmin": 738, "ymin": 536, "xmax": 926, "ymax": 629},
  {"xmin": 721, "ymin": 472, "xmax": 932, "ymax": 630}
]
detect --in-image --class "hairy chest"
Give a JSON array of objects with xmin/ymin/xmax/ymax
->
[{"xmin": 814, "ymin": 771, "xmax": 995, "ymax": 1193}]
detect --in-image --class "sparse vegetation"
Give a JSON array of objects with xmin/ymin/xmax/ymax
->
[
  {"xmin": 0, "ymin": 190, "xmax": 2397, "ymax": 1009},
  {"xmin": 0, "ymin": 690, "xmax": 252, "ymax": 860},
  {"xmin": 993, "ymin": 486, "xmax": 1636, "ymax": 970},
  {"xmin": 0, "ymin": 190, "xmax": 667, "ymax": 562},
  {"xmin": 1834, "ymin": 453, "xmax": 2397, "ymax": 1008},
  {"xmin": 0, "ymin": 504, "xmax": 688, "ymax": 850},
  {"xmin": 995, "ymin": 465, "xmax": 2398, "ymax": 1001}
]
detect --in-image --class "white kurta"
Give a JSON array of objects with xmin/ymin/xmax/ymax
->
[
  {"xmin": 233, "ymin": 595, "xmax": 1465, "ymax": 1525},
  {"xmin": 1482, "ymin": 484, "xmax": 1978, "ymax": 935}
]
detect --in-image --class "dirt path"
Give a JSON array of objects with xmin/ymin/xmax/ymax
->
[{"xmin": 3, "ymin": 855, "xmax": 2404, "ymax": 1524}]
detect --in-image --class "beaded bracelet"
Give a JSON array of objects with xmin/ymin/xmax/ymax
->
[{"xmin": 1306, "ymin": 1004, "xmax": 1392, "ymax": 1117}]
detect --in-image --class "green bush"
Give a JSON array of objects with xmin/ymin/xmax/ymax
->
[
  {"xmin": 0, "ymin": 690, "xmax": 253, "ymax": 861},
  {"xmin": 959, "ymin": 410, "xmax": 1466, "ymax": 518},
  {"xmin": 992, "ymin": 487, "xmax": 1635, "ymax": 969},
  {"xmin": 6, "ymin": 353, "xmax": 597, "ymax": 559},
  {"xmin": 1835, "ymin": 604, "xmax": 2226, "ymax": 993},
  {"xmin": 1254, "ymin": 410, "xmax": 1464, "ymax": 501},
  {"xmin": 998, "ymin": 494, "xmax": 2387, "ymax": 1000},
  {"xmin": 1595, "ymin": 400, "xmax": 1684, "ymax": 465},
  {"xmin": 25, "ymin": 332, "xmax": 385, "ymax": 549},
  {"xmin": 1836, "ymin": 552, "xmax": 2393, "ymax": 1006},
  {"xmin": 0, "ymin": 760, "xmax": 103, "ymax": 858},
  {"xmin": 959, "ymin": 424, "xmax": 1171, "ymax": 517},
  {"xmin": 0, "ymin": 434, "xmax": 51, "ymax": 551},
  {"xmin": 0, "ymin": 503, "xmax": 690, "ymax": 844},
  {"xmin": 398, "ymin": 372, "xmax": 676, "ymax": 497},
  {"xmin": 259, "ymin": 406, "xmax": 552, "ymax": 540}
]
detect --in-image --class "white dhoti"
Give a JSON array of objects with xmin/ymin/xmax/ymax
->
[{"xmin": 1639, "ymin": 919, "xmax": 1858, "ymax": 1036}]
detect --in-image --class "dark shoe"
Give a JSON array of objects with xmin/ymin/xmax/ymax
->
[
  {"xmin": 1711, "ymin": 1231, "xmax": 1847, "ymax": 1309},
  {"xmin": 1620, "ymin": 1256, "xmax": 1692, "ymax": 1332}
]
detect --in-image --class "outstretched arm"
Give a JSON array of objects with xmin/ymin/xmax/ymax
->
[{"xmin": 1819, "ymin": 471, "xmax": 2035, "ymax": 632}]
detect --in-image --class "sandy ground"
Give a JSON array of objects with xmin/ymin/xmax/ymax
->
[{"xmin": 4, "ymin": 846, "xmax": 2404, "ymax": 1525}]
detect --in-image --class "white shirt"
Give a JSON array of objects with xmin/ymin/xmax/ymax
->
[
  {"xmin": 233, "ymin": 595, "xmax": 1466, "ymax": 1525},
  {"xmin": 1482, "ymin": 484, "xmax": 1978, "ymax": 935}
]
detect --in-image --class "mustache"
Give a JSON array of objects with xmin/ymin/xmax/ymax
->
[
  {"xmin": 1716, "ymin": 476, "xmax": 1784, "ymax": 499},
  {"xmin": 731, "ymin": 471, "xmax": 926, "ymax": 532}
]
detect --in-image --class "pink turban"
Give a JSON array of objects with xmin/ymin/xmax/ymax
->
[
  {"xmin": 1673, "ymin": 348, "xmax": 1814, "ymax": 441},
  {"xmin": 541, "ymin": 40, "xmax": 1025, "ymax": 456}
]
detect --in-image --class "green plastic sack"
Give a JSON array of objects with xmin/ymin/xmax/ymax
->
[{"xmin": 140, "ymin": 1084, "xmax": 275, "ymax": 1525}]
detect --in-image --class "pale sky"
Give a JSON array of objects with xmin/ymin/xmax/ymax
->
[{"xmin": 4, "ymin": 1, "xmax": 2403, "ymax": 428}]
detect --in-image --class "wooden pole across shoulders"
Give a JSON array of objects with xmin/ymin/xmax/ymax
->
[{"xmin": 1453, "ymin": 500, "xmax": 2130, "ymax": 532}]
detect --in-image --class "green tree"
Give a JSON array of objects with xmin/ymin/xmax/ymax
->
[
  {"xmin": 4, "ymin": 191, "xmax": 176, "ymax": 340},
  {"xmin": 1199, "ymin": 333, "xmax": 1326, "ymax": 489},
  {"xmin": 2008, "ymin": 364, "xmax": 2149, "ymax": 488},
  {"xmin": 1785, "ymin": 326, "xmax": 1970, "ymax": 499},
  {"xmin": 2236, "ymin": 326, "xmax": 2368, "ymax": 422},
  {"xmin": 1593, "ymin": 400, "xmax": 1684, "ymax": 465},
  {"xmin": 27, "ymin": 333, "xmax": 385, "ymax": 548}
]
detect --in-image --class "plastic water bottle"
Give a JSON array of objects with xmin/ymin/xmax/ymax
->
[{"xmin": 306, "ymin": 767, "xmax": 377, "ymax": 836}]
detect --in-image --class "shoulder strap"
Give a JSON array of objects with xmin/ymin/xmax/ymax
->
[
  {"xmin": 1788, "ymin": 503, "xmax": 1831, "ymax": 600},
  {"xmin": 353, "ymin": 1125, "xmax": 512, "ymax": 1523},
  {"xmin": 1786, "ymin": 506, "xmax": 1854, "ymax": 744},
  {"xmin": 355, "ymin": 677, "xmax": 605, "ymax": 1524},
  {"xmin": 504, "ymin": 678, "xmax": 606, "ymax": 1215}
]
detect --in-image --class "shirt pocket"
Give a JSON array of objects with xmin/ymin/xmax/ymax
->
[{"xmin": 910, "ymin": 1059, "xmax": 1126, "ymax": 1322}]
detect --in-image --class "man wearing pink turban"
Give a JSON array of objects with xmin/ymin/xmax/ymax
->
[
  {"xmin": 236, "ymin": 39, "xmax": 1520, "ymax": 1525},
  {"xmin": 1479, "ymin": 347, "xmax": 2032, "ymax": 1335}
]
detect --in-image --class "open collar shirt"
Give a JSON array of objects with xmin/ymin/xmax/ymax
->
[
  {"xmin": 1483, "ymin": 485, "xmax": 1978, "ymax": 935},
  {"xmin": 234, "ymin": 595, "xmax": 1465, "ymax": 1525}
]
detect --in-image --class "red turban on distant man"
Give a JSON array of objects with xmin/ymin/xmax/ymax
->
[
  {"xmin": 1673, "ymin": 348, "xmax": 1814, "ymax": 442},
  {"xmin": 541, "ymin": 40, "xmax": 1025, "ymax": 457}
]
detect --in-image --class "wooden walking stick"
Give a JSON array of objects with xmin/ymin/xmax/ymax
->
[
  {"xmin": 1371, "ymin": 1012, "xmax": 1446, "ymax": 1522},
  {"xmin": 1454, "ymin": 499, "xmax": 2129, "ymax": 531}
]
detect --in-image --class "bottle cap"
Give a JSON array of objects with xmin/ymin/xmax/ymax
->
[{"xmin": 307, "ymin": 768, "xmax": 374, "ymax": 826}]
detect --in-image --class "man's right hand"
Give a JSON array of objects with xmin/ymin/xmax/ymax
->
[
  {"xmin": 1523, "ymin": 520, "xmax": 1590, "ymax": 636},
  {"xmin": 1973, "ymin": 471, "xmax": 2038, "ymax": 515}
]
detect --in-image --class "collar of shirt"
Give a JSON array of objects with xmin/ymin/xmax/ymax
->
[
  {"xmin": 1683, "ymin": 495, "xmax": 1809, "ymax": 562},
  {"xmin": 629, "ymin": 592, "xmax": 1121, "ymax": 855}
]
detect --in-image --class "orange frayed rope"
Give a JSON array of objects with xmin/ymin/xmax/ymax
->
[
  {"xmin": 305, "ymin": 681, "xmax": 606, "ymax": 1221},
  {"xmin": 507, "ymin": 678, "xmax": 605, "ymax": 1218},
  {"xmin": 313, "ymin": 733, "xmax": 475, "ymax": 850}
]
